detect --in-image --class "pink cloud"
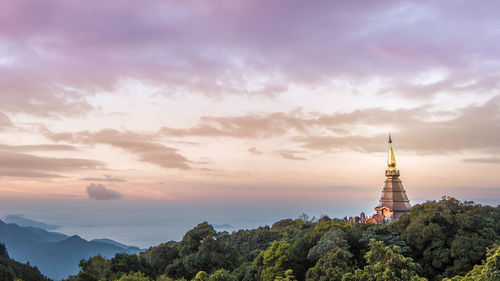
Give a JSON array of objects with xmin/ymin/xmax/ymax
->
[
  {"xmin": 45, "ymin": 129, "xmax": 193, "ymax": 170},
  {"xmin": 0, "ymin": 148, "xmax": 104, "ymax": 178}
]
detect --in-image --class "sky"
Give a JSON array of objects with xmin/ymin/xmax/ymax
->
[{"xmin": 1, "ymin": 0, "xmax": 500, "ymax": 243}]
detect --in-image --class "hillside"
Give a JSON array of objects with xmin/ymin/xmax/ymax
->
[
  {"xmin": 0, "ymin": 243, "xmax": 50, "ymax": 281},
  {"xmin": 0, "ymin": 220, "xmax": 141, "ymax": 280}
]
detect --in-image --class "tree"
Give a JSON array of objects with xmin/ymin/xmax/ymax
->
[
  {"xmin": 193, "ymin": 271, "xmax": 209, "ymax": 281},
  {"xmin": 111, "ymin": 253, "xmax": 148, "ymax": 276},
  {"xmin": 141, "ymin": 243, "xmax": 179, "ymax": 278},
  {"xmin": 75, "ymin": 254, "xmax": 111, "ymax": 281},
  {"xmin": 305, "ymin": 248, "xmax": 354, "ymax": 281},
  {"xmin": 392, "ymin": 197, "xmax": 500, "ymax": 279},
  {"xmin": 342, "ymin": 239, "xmax": 426, "ymax": 281},
  {"xmin": 239, "ymin": 250, "xmax": 265, "ymax": 281},
  {"xmin": 115, "ymin": 272, "xmax": 150, "ymax": 281},
  {"xmin": 0, "ymin": 243, "xmax": 8, "ymax": 259},
  {"xmin": 208, "ymin": 269, "xmax": 236, "ymax": 281},
  {"xmin": 165, "ymin": 225, "xmax": 239, "ymax": 280},
  {"xmin": 360, "ymin": 225, "xmax": 410, "ymax": 255},
  {"xmin": 307, "ymin": 229, "xmax": 350, "ymax": 261},
  {"xmin": 271, "ymin": 219, "xmax": 310, "ymax": 235},
  {"xmin": 156, "ymin": 275, "xmax": 174, "ymax": 281},
  {"xmin": 310, "ymin": 220, "xmax": 363, "ymax": 265},
  {"xmin": 178, "ymin": 222, "xmax": 217, "ymax": 257},
  {"xmin": 228, "ymin": 227, "xmax": 280, "ymax": 260},
  {"xmin": 261, "ymin": 240, "xmax": 294, "ymax": 281},
  {"xmin": 0, "ymin": 264, "xmax": 15, "ymax": 281},
  {"xmin": 287, "ymin": 227, "xmax": 317, "ymax": 280},
  {"xmin": 274, "ymin": 269, "xmax": 297, "ymax": 281},
  {"xmin": 298, "ymin": 213, "xmax": 316, "ymax": 223},
  {"xmin": 443, "ymin": 244, "xmax": 500, "ymax": 281}
]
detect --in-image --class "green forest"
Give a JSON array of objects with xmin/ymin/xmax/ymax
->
[
  {"xmin": 10, "ymin": 197, "xmax": 499, "ymax": 281},
  {"xmin": 61, "ymin": 197, "xmax": 499, "ymax": 281}
]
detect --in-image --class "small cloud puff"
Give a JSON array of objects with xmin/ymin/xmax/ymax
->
[{"xmin": 86, "ymin": 183, "xmax": 122, "ymax": 200}]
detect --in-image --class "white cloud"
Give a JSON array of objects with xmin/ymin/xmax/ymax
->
[{"xmin": 411, "ymin": 68, "xmax": 449, "ymax": 86}]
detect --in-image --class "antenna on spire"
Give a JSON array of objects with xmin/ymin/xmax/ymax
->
[{"xmin": 388, "ymin": 133, "xmax": 392, "ymax": 144}]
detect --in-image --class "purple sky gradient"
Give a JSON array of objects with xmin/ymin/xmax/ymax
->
[
  {"xmin": 0, "ymin": 1, "xmax": 499, "ymax": 234},
  {"xmin": 2, "ymin": 0, "xmax": 500, "ymax": 115}
]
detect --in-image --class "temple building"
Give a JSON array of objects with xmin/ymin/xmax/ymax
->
[{"xmin": 351, "ymin": 135, "xmax": 412, "ymax": 224}]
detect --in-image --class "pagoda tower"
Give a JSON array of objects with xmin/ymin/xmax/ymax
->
[{"xmin": 374, "ymin": 134, "xmax": 412, "ymax": 223}]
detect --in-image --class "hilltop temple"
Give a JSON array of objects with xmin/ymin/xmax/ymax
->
[{"xmin": 351, "ymin": 135, "xmax": 412, "ymax": 224}]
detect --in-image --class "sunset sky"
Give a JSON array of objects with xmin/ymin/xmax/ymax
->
[{"xmin": 1, "ymin": 0, "xmax": 500, "ymax": 213}]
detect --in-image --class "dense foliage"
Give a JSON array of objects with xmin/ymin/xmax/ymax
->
[
  {"xmin": 0, "ymin": 243, "xmax": 50, "ymax": 281},
  {"xmin": 64, "ymin": 197, "xmax": 500, "ymax": 281},
  {"xmin": 392, "ymin": 197, "xmax": 500, "ymax": 280}
]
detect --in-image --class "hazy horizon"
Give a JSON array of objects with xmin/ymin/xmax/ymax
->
[{"xmin": 1, "ymin": 195, "xmax": 497, "ymax": 248}]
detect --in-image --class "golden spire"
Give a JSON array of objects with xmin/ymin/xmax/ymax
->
[{"xmin": 387, "ymin": 134, "xmax": 397, "ymax": 169}]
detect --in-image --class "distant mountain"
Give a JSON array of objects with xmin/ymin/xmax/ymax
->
[
  {"xmin": 3, "ymin": 214, "xmax": 138, "ymax": 247},
  {"xmin": 91, "ymin": 238, "xmax": 142, "ymax": 252},
  {"xmin": 213, "ymin": 223, "xmax": 234, "ymax": 229},
  {"xmin": 0, "ymin": 220, "xmax": 68, "ymax": 243},
  {"xmin": 4, "ymin": 214, "xmax": 60, "ymax": 230},
  {"xmin": 0, "ymin": 220, "xmax": 141, "ymax": 280}
]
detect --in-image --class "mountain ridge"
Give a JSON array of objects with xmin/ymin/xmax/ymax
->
[
  {"xmin": 0, "ymin": 219, "xmax": 141, "ymax": 280},
  {"xmin": 4, "ymin": 214, "xmax": 60, "ymax": 230}
]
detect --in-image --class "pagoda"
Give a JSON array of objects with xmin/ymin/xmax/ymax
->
[
  {"xmin": 350, "ymin": 134, "xmax": 412, "ymax": 225},
  {"xmin": 374, "ymin": 134, "xmax": 412, "ymax": 223}
]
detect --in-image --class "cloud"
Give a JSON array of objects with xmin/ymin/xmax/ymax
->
[
  {"xmin": 161, "ymin": 112, "xmax": 307, "ymax": 138},
  {"xmin": 46, "ymin": 129, "xmax": 192, "ymax": 169},
  {"xmin": 41, "ymin": 96, "xmax": 500, "ymax": 167},
  {"xmin": 248, "ymin": 147, "xmax": 308, "ymax": 160},
  {"xmin": 0, "ymin": 144, "xmax": 77, "ymax": 152},
  {"xmin": 276, "ymin": 150, "xmax": 306, "ymax": 161},
  {"xmin": 248, "ymin": 147, "xmax": 263, "ymax": 155},
  {"xmin": 80, "ymin": 175, "xmax": 126, "ymax": 182},
  {"xmin": 35, "ymin": 94, "xmax": 500, "ymax": 167},
  {"xmin": 0, "ymin": 113, "xmax": 12, "ymax": 130},
  {"xmin": 160, "ymin": 106, "xmax": 426, "ymax": 139},
  {"xmin": 161, "ymin": 95, "xmax": 500, "ymax": 155},
  {"xmin": 0, "ymin": 143, "xmax": 80, "ymax": 177},
  {"xmin": 0, "ymin": 147, "xmax": 103, "ymax": 178},
  {"xmin": 463, "ymin": 157, "xmax": 500, "ymax": 164},
  {"xmin": 294, "ymin": 135, "xmax": 382, "ymax": 153},
  {"xmin": 86, "ymin": 183, "xmax": 122, "ymax": 200},
  {"xmin": 0, "ymin": 150, "xmax": 103, "ymax": 171},
  {"xmin": 0, "ymin": 169, "xmax": 62, "ymax": 178},
  {"xmin": 1, "ymin": 0, "xmax": 500, "ymax": 117},
  {"xmin": 294, "ymin": 97, "xmax": 500, "ymax": 154}
]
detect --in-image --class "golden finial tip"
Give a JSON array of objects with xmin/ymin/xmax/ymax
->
[{"xmin": 387, "ymin": 133, "xmax": 396, "ymax": 169}]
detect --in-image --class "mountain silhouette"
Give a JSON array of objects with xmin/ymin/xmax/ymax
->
[
  {"xmin": 4, "ymin": 214, "xmax": 60, "ymax": 230},
  {"xmin": 0, "ymin": 220, "xmax": 141, "ymax": 280}
]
